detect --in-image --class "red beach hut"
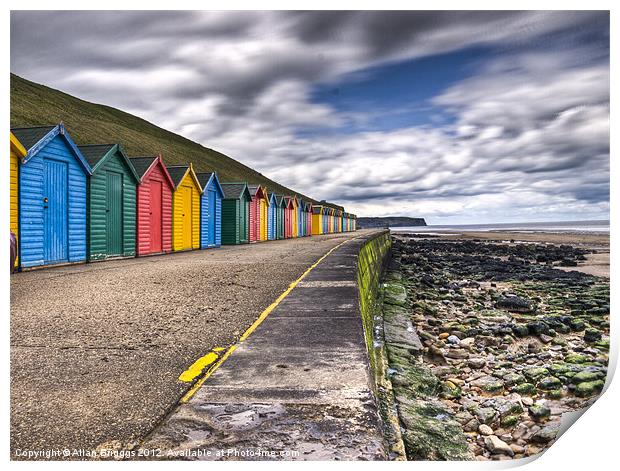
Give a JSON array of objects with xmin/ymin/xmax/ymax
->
[
  {"xmin": 129, "ymin": 155, "xmax": 174, "ymax": 256},
  {"xmin": 248, "ymin": 185, "xmax": 267, "ymax": 243}
]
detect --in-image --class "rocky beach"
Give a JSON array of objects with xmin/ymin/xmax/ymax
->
[{"xmin": 381, "ymin": 231, "xmax": 609, "ymax": 461}]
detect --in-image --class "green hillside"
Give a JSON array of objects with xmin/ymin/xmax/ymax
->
[{"xmin": 11, "ymin": 73, "xmax": 335, "ymax": 206}]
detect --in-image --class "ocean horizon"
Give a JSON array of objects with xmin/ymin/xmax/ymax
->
[{"xmin": 390, "ymin": 219, "xmax": 610, "ymax": 234}]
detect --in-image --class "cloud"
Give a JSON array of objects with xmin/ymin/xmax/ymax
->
[{"xmin": 10, "ymin": 11, "xmax": 609, "ymax": 223}]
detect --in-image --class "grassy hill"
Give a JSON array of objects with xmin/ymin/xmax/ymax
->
[{"xmin": 11, "ymin": 73, "xmax": 337, "ymax": 206}]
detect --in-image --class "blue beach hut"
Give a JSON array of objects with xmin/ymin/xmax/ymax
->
[
  {"xmin": 11, "ymin": 124, "xmax": 92, "ymax": 268},
  {"xmin": 297, "ymin": 197, "xmax": 305, "ymax": 237},
  {"xmin": 196, "ymin": 172, "xmax": 224, "ymax": 249},
  {"xmin": 267, "ymin": 192, "xmax": 278, "ymax": 240}
]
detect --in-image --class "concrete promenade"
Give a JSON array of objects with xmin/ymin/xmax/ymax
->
[
  {"xmin": 11, "ymin": 231, "xmax": 364, "ymax": 457},
  {"xmin": 140, "ymin": 231, "xmax": 386, "ymax": 460}
]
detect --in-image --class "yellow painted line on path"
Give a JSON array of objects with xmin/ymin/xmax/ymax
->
[
  {"xmin": 179, "ymin": 237, "xmax": 352, "ymax": 404},
  {"xmin": 178, "ymin": 352, "xmax": 218, "ymax": 383},
  {"xmin": 180, "ymin": 345, "xmax": 237, "ymax": 403}
]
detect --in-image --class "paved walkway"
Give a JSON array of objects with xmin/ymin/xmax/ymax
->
[
  {"xmin": 140, "ymin": 232, "xmax": 386, "ymax": 460},
  {"xmin": 10, "ymin": 232, "xmax": 365, "ymax": 458}
]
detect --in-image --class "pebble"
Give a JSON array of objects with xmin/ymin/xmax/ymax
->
[
  {"xmin": 468, "ymin": 357, "xmax": 486, "ymax": 369},
  {"xmin": 528, "ymin": 404, "xmax": 551, "ymax": 420},
  {"xmin": 445, "ymin": 348, "xmax": 470, "ymax": 360},
  {"xmin": 484, "ymin": 435, "xmax": 514, "ymax": 457},
  {"xmin": 478, "ymin": 424, "xmax": 494, "ymax": 436}
]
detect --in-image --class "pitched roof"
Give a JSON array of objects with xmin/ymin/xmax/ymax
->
[
  {"xmin": 10, "ymin": 124, "xmax": 92, "ymax": 175},
  {"xmin": 129, "ymin": 156, "xmax": 158, "ymax": 178},
  {"xmin": 196, "ymin": 172, "xmax": 215, "ymax": 189},
  {"xmin": 77, "ymin": 144, "xmax": 116, "ymax": 168},
  {"xmin": 10, "ymin": 125, "xmax": 55, "ymax": 150},
  {"xmin": 196, "ymin": 172, "xmax": 224, "ymax": 198},
  {"xmin": 221, "ymin": 182, "xmax": 249, "ymax": 200},
  {"xmin": 166, "ymin": 165, "xmax": 189, "ymax": 187},
  {"xmin": 248, "ymin": 185, "xmax": 267, "ymax": 200},
  {"xmin": 78, "ymin": 143, "xmax": 140, "ymax": 181},
  {"xmin": 283, "ymin": 196, "xmax": 294, "ymax": 209}
]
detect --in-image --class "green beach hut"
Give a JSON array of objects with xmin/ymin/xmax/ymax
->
[
  {"xmin": 78, "ymin": 144, "xmax": 140, "ymax": 260},
  {"xmin": 221, "ymin": 182, "xmax": 252, "ymax": 245}
]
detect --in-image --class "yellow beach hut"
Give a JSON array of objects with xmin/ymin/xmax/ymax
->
[
  {"xmin": 291, "ymin": 196, "xmax": 299, "ymax": 238},
  {"xmin": 259, "ymin": 186, "xmax": 269, "ymax": 241},
  {"xmin": 167, "ymin": 163, "xmax": 202, "ymax": 251},
  {"xmin": 312, "ymin": 205, "xmax": 324, "ymax": 235},
  {"xmin": 10, "ymin": 132, "xmax": 27, "ymax": 268}
]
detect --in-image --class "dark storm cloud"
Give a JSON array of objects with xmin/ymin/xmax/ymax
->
[{"xmin": 10, "ymin": 10, "xmax": 610, "ymax": 222}]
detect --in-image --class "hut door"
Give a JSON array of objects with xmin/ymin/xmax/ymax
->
[
  {"xmin": 43, "ymin": 159, "xmax": 68, "ymax": 263},
  {"xmin": 208, "ymin": 189, "xmax": 216, "ymax": 245},
  {"xmin": 182, "ymin": 186, "xmax": 193, "ymax": 248},
  {"xmin": 150, "ymin": 181, "xmax": 163, "ymax": 252},
  {"xmin": 106, "ymin": 172, "xmax": 123, "ymax": 256}
]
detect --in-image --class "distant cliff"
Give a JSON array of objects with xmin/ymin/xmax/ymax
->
[{"xmin": 357, "ymin": 217, "xmax": 427, "ymax": 228}]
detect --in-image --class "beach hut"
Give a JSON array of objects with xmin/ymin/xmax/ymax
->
[
  {"xmin": 334, "ymin": 209, "xmax": 342, "ymax": 233},
  {"xmin": 306, "ymin": 202, "xmax": 311, "ymax": 236},
  {"xmin": 323, "ymin": 207, "xmax": 329, "ymax": 234},
  {"xmin": 10, "ymin": 132, "xmax": 27, "ymax": 269},
  {"xmin": 343, "ymin": 212, "xmax": 349, "ymax": 232},
  {"xmin": 260, "ymin": 186, "xmax": 269, "ymax": 241},
  {"xmin": 283, "ymin": 196, "xmax": 294, "ymax": 239},
  {"xmin": 196, "ymin": 172, "xmax": 224, "ymax": 249},
  {"xmin": 276, "ymin": 195, "xmax": 286, "ymax": 240},
  {"xmin": 291, "ymin": 196, "xmax": 300, "ymax": 238},
  {"xmin": 297, "ymin": 197, "xmax": 305, "ymax": 237},
  {"xmin": 11, "ymin": 124, "xmax": 92, "ymax": 268},
  {"xmin": 312, "ymin": 205, "xmax": 323, "ymax": 235},
  {"xmin": 267, "ymin": 192, "xmax": 278, "ymax": 241},
  {"xmin": 248, "ymin": 185, "xmax": 268, "ymax": 243},
  {"xmin": 221, "ymin": 183, "xmax": 251, "ymax": 245},
  {"xmin": 130, "ymin": 155, "xmax": 174, "ymax": 256},
  {"xmin": 248, "ymin": 186, "xmax": 258, "ymax": 243},
  {"xmin": 167, "ymin": 163, "xmax": 202, "ymax": 252},
  {"xmin": 79, "ymin": 144, "xmax": 140, "ymax": 260}
]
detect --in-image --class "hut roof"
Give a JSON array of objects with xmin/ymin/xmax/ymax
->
[
  {"xmin": 166, "ymin": 163, "xmax": 202, "ymax": 191},
  {"xmin": 221, "ymin": 182, "xmax": 251, "ymax": 200},
  {"xmin": 10, "ymin": 125, "xmax": 56, "ymax": 150},
  {"xmin": 79, "ymin": 143, "xmax": 140, "ymax": 182},
  {"xmin": 166, "ymin": 165, "xmax": 190, "ymax": 187},
  {"xmin": 129, "ymin": 156, "xmax": 158, "ymax": 178},
  {"xmin": 78, "ymin": 144, "xmax": 116, "ymax": 168},
  {"xmin": 248, "ymin": 185, "xmax": 268, "ymax": 200},
  {"xmin": 196, "ymin": 172, "xmax": 224, "ymax": 198},
  {"xmin": 11, "ymin": 124, "xmax": 92, "ymax": 174}
]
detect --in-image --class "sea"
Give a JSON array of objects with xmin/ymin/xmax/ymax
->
[{"xmin": 390, "ymin": 220, "xmax": 610, "ymax": 235}]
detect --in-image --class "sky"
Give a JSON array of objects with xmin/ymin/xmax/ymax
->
[{"xmin": 10, "ymin": 11, "xmax": 610, "ymax": 224}]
